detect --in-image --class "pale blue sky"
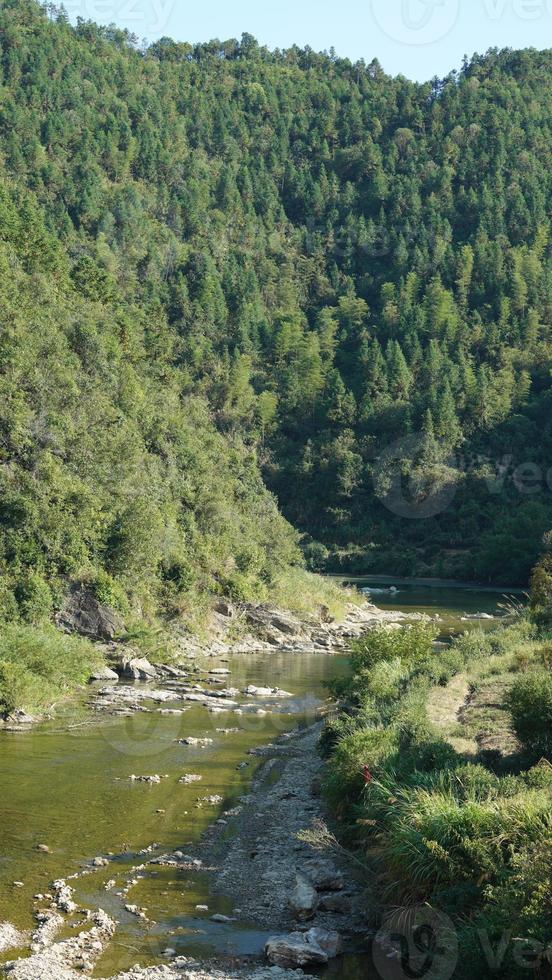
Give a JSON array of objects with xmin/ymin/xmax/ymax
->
[{"xmin": 64, "ymin": 0, "xmax": 552, "ymax": 81}]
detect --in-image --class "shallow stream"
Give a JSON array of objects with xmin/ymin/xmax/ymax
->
[{"xmin": 0, "ymin": 583, "xmax": 515, "ymax": 976}]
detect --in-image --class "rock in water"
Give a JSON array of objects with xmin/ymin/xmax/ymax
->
[
  {"xmin": 89, "ymin": 666, "xmax": 119, "ymax": 682},
  {"xmin": 289, "ymin": 874, "xmax": 319, "ymax": 921},
  {"xmin": 304, "ymin": 927, "xmax": 341, "ymax": 958},
  {"xmin": 265, "ymin": 932, "xmax": 329, "ymax": 967},
  {"xmin": 56, "ymin": 586, "xmax": 123, "ymax": 641},
  {"xmin": 119, "ymin": 657, "xmax": 157, "ymax": 680}
]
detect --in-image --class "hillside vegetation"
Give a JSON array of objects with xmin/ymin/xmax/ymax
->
[{"xmin": 1, "ymin": 2, "xmax": 552, "ymax": 588}]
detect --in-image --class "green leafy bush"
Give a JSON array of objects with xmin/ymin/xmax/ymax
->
[
  {"xmin": 14, "ymin": 572, "xmax": 53, "ymax": 624},
  {"xmin": 351, "ymin": 622, "xmax": 438, "ymax": 673},
  {"xmin": 507, "ymin": 671, "xmax": 552, "ymax": 760}
]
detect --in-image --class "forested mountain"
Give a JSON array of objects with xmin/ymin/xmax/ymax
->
[{"xmin": 2, "ymin": 0, "xmax": 552, "ymax": 618}]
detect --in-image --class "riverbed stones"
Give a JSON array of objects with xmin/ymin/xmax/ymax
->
[
  {"xmin": 179, "ymin": 773, "xmax": 202, "ymax": 784},
  {"xmin": 289, "ymin": 875, "xmax": 319, "ymax": 921},
  {"xmin": 179, "ymin": 737, "xmax": 213, "ymax": 747},
  {"xmin": 0, "ymin": 923, "xmax": 26, "ymax": 953},
  {"xmin": 52, "ymin": 880, "xmax": 77, "ymax": 914},
  {"xmin": 243, "ymin": 685, "xmax": 292, "ymax": 698},
  {"xmin": 5, "ymin": 709, "xmax": 38, "ymax": 727}
]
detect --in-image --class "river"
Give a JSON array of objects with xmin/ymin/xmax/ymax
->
[{"xmin": 0, "ymin": 583, "xmax": 515, "ymax": 977}]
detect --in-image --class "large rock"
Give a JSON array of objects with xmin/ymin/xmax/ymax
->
[
  {"xmin": 119, "ymin": 657, "xmax": 157, "ymax": 681},
  {"xmin": 214, "ymin": 599, "xmax": 235, "ymax": 618},
  {"xmin": 89, "ymin": 666, "xmax": 119, "ymax": 682},
  {"xmin": 245, "ymin": 604, "xmax": 304, "ymax": 638},
  {"xmin": 304, "ymin": 927, "xmax": 341, "ymax": 958},
  {"xmin": 265, "ymin": 932, "xmax": 328, "ymax": 967},
  {"xmin": 289, "ymin": 874, "xmax": 318, "ymax": 921},
  {"xmin": 56, "ymin": 587, "xmax": 122, "ymax": 641}
]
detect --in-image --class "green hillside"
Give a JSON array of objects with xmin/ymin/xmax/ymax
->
[{"xmin": 1, "ymin": 0, "xmax": 552, "ymax": 617}]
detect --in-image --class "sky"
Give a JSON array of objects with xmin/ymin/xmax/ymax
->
[{"xmin": 62, "ymin": 0, "xmax": 552, "ymax": 81}]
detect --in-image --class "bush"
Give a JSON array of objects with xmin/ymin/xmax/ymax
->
[
  {"xmin": 303, "ymin": 540, "xmax": 330, "ymax": 572},
  {"xmin": 351, "ymin": 622, "xmax": 438, "ymax": 673},
  {"xmin": 14, "ymin": 572, "xmax": 53, "ymax": 624},
  {"xmin": 507, "ymin": 671, "xmax": 552, "ymax": 760},
  {"xmin": 91, "ymin": 570, "xmax": 129, "ymax": 612}
]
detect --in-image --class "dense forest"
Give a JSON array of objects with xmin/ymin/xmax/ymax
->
[{"xmin": 2, "ymin": 0, "xmax": 552, "ymax": 629}]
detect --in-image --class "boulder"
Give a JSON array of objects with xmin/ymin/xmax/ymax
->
[
  {"xmin": 265, "ymin": 932, "xmax": 328, "ymax": 967},
  {"xmin": 214, "ymin": 599, "xmax": 235, "ymax": 618},
  {"xmin": 319, "ymin": 892, "xmax": 351, "ymax": 913},
  {"xmin": 56, "ymin": 586, "xmax": 122, "ymax": 641},
  {"xmin": 304, "ymin": 927, "xmax": 341, "ymax": 958},
  {"xmin": 119, "ymin": 657, "xmax": 157, "ymax": 681},
  {"xmin": 156, "ymin": 664, "xmax": 187, "ymax": 678},
  {"xmin": 5, "ymin": 710, "xmax": 36, "ymax": 726},
  {"xmin": 245, "ymin": 604, "xmax": 304, "ymax": 637},
  {"xmin": 89, "ymin": 666, "xmax": 119, "ymax": 682},
  {"xmin": 312, "ymin": 871, "xmax": 345, "ymax": 893},
  {"xmin": 289, "ymin": 874, "xmax": 319, "ymax": 921}
]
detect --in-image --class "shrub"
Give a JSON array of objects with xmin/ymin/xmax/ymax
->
[
  {"xmin": 507, "ymin": 671, "xmax": 552, "ymax": 760},
  {"xmin": 91, "ymin": 570, "xmax": 129, "ymax": 612},
  {"xmin": 303, "ymin": 540, "xmax": 330, "ymax": 572},
  {"xmin": 14, "ymin": 572, "xmax": 53, "ymax": 624},
  {"xmin": 323, "ymin": 726, "xmax": 398, "ymax": 811},
  {"xmin": 351, "ymin": 622, "xmax": 438, "ymax": 673}
]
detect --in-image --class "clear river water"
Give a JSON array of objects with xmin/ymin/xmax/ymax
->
[{"xmin": 0, "ymin": 581, "xmax": 520, "ymax": 978}]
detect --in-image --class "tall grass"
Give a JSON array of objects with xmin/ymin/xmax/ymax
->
[
  {"xmin": 0, "ymin": 624, "xmax": 102, "ymax": 715},
  {"xmin": 321, "ymin": 619, "xmax": 552, "ymax": 977}
]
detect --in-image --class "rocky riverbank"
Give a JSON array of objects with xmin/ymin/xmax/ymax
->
[{"xmin": 1, "ymin": 596, "xmax": 407, "ymax": 732}]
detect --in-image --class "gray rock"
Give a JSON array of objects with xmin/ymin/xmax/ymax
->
[
  {"xmin": 265, "ymin": 932, "xmax": 328, "ymax": 967},
  {"xmin": 119, "ymin": 657, "xmax": 157, "ymax": 681},
  {"xmin": 289, "ymin": 875, "xmax": 318, "ymax": 921},
  {"xmin": 318, "ymin": 892, "xmax": 351, "ymax": 913},
  {"xmin": 304, "ymin": 927, "xmax": 341, "ymax": 958},
  {"xmin": 56, "ymin": 586, "xmax": 123, "ymax": 641},
  {"xmin": 89, "ymin": 666, "xmax": 119, "ymax": 682},
  {"xmin": 179, "ymin": 737, "xmax": 213, "ymax": 747},
  {"xmin": 312, "ymin": 871, "xmax": 344, "ymax": 892},
  {"xmin": 214, "ymin": 599, "xmax": 235, "ymax": 617},
  {"xmin": 5, "ymin": 710, "xmax": 36, "ymax": 726},
  {"xmin": 245, "ymin": 604, "xmax": 304, "ymax": 638}
]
